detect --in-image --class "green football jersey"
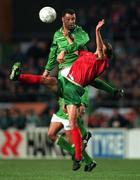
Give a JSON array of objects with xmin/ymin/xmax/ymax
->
[{"xmin": 45, "ymin": 25, "xmax": 89, "ymax": 71}]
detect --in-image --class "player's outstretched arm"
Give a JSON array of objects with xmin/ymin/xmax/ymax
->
[
  {"xmin": 44, "ymin": 33, "xmax": 58, "ymax": 74},
  {"xmin": 63, "ymin": 28, "xmax": 89, "ymax": 54},
  {"xmin": 95, "ymin": 19, "xmax": 105, "ymax": 60}
]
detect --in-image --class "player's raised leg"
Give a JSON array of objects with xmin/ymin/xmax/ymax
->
[{"xmin": 9, "ymin": 62, "xmax": 59, "ymax": 93}]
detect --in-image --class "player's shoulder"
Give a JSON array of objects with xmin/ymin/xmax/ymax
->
[
  {"xmin": 53, "ymin": 28, "xmax": 66, "ymax": 42},
  {"xmin": 75, "ymin": 25, "xmax": 83, "ymax": 31},
  {"xmin": 74, "ymin": 25, "xmax": 87, "ymax": 34},
  {"xmin": 53, "ymin": 28, "xmax": 62, "ymax": 36}
]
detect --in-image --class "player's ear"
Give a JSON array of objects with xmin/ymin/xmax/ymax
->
[
  {"xmin": 62, "ymin": 17, "xmax": 64, "ymax": 23},
  {"xmin": 104, "ymin": 42, "xmax": 113, "ymax": 59}
]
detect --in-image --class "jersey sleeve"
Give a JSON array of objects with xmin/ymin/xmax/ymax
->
[
  {"xmin": 45, "ymin": 33, "xmax": 58, "ymax": 71},
  {"xmin": 65, "ymin": 28, "xmax": 89, "ymax": 54}
]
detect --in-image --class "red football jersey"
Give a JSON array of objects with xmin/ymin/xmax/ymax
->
[{"xmin": 67, "ymin": 50, "xmax": 109, "ymax": 86}]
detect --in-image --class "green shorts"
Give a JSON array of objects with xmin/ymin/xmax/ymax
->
[
  {"xmin": 58, "ymin": 77, "xmax": 85, "ymax": 107},
  {"xmin": 56, "ymin": 98, "xmax": 68, "ymax": 119}
]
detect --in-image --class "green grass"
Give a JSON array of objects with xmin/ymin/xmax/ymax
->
[{"xmin": 0, "ymin": 159, "xmax": 140, "ymax": 180}]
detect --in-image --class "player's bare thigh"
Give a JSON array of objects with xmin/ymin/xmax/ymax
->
[
  {"xmin": 65, "ymin": 130, "xmax": 73, "ymax": 144},
  {"xmin": 48, "ymin": 122, "xmax": 63, "ymax": 141},
  {"xmin": 67, "ymin": 104, "xmax": 78, "ymax": 129}
]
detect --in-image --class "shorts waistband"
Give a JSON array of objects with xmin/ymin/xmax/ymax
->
[{"xmin": 65, "ymin": 77, "xmax": 82, "ymax": 88}]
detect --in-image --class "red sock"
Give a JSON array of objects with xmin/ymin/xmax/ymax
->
[
  {"xmin": 18, "ymin": 74, "xmax": 42, "ymax": 85},
  {"xmin": 71, "ymin": 127, "xmax": 82, "ymax": 160}
]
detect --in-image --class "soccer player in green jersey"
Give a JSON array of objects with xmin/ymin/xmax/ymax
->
[
  {"xmin": 41, "ymin": 9, "xmax": 91, "ymax": 159},
  {"xmin": 49, "ymin": 97, "xmax": 96, "ymax": 172},
  {"xmin": 41, "ymin": 9, "xmax": 123, "ymax": 168},
  {"xmin": 42, "ymin": 9, "xmax": 89, "ymax": 78}
]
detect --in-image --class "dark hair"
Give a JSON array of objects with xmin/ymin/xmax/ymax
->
[
  {"xmin": 62, "ymin": 9, "xmax": 75, "ymax": 17},
  {"xmin": 104, "ymin": 42, "xmax": 113, "ymax": 59}
]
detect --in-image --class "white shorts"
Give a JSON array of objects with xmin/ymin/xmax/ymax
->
[
  {"xmin": 51, "ymin": 114, "xmax": 71, "ymax": 131},
  {"xmin": 60, "ymin": 66, "xmax": 71, "ymax": 78}
]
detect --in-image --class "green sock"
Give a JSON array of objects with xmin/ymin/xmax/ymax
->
[
  {"xmin": 56, "ymin": 135, "xmax": 74, "ymax": 155},
  {"xmin": 77, "ymin": 117, "xmax": 87, "ymax": 138},
  {"xmin": 82, "ymin": 150, "xmax": 93, "ymax": 164},
  {"xmin": 57, "ymin": 135, "xmax": 93, "ymax": 164},
  {"xmin": 94, "ymin": 78, "xmax": 116, "ymax": 95}
]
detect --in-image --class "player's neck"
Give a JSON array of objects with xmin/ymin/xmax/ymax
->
[{"xmin": 62, "ymin": 26, "xmax": 69, "ymax": 34}]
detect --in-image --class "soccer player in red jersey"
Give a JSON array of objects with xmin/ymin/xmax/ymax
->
[{"xmin": 65, "ymin": 19, "xmax": 111, "ymax": 87}]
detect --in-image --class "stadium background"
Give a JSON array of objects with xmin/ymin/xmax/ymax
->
[{"xmin": 0, "ymin": 0, "xmax": 140, "ymax": 178}]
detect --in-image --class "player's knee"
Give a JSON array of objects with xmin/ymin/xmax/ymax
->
[
  {"xmin": 48, "ymin": 131, "xmax": 56, "ymax": 141},
  {"xmin": 66, "ymin": 135, "xmax": 72, "ymax": 144},
  {"xmin": 40, "ymin": 76, "xmax": 45, "ymax": 83},
  {"xmin": 69, "ymin": 121, "xmax": 78, "ymax": 129}
]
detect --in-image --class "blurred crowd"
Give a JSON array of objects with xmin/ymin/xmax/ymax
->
[
  {"xmin": 0, "ymin": 103, "xmax": 57, "ymax": 130},
  {"xmin": 88, "ymin": 107, "xmax": 140, "ymax": 128},
  {"xmin": 0, "ymin": 0, "xmax": 140, "ymax": 128}
]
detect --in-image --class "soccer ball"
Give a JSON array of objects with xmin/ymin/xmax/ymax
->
[{"xmin": 39, "ymin": 7, "xmax": 57, "ymax": 23}]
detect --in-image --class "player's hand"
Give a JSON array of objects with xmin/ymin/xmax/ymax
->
[
  {"xmin": 62, "ymin": 104, "xmax": 67, "ymax": 114},
  {"xmin": 96, "ymin": 19, "xmax": 105, "ymax": 31},
  {"xmin": 62, "ymin": 99, "xmax": 67, "ymax": 113},
  {"xmin": 42, "ymin": 70, "xmax": 49, "ymax": 78},
  {"xmin": 57, "ymin": 50, "xmax": 65, "ymax": 64}
]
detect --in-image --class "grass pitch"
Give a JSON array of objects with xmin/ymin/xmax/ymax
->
[{"xmin": 0, "ymin": 159, "xmax": 140, "ymax": 180}]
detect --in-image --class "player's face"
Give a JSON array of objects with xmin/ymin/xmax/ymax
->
[
  {"xmin": 103, "ymin": 44, "xmax": 107, "ymax": 54},
  {"xmin": 62, "ymin": 13, "xmax": 76, "ymax": 30}
]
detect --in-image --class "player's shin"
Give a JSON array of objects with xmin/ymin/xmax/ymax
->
[
  {"xmin": 93, "ymin": 78, "xmax": 116, "ymax": 95},
  {"xmin": 67, "ymin": 105, "xmax": 82, "ymax": 160},
  {"xmin": 56, "ymin": 135, "xmax": 74, "ymax": 155},
  {"xmin": 71, "ymin": 127, "xmax": 82, "ymax": 160},
  {"xmin": 77, "ymin": 117, "xmax": 87, "ymax": 138},
  {"xmin": 82, "ymin": 150, "xmax": 93, "ymax": 164}
]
